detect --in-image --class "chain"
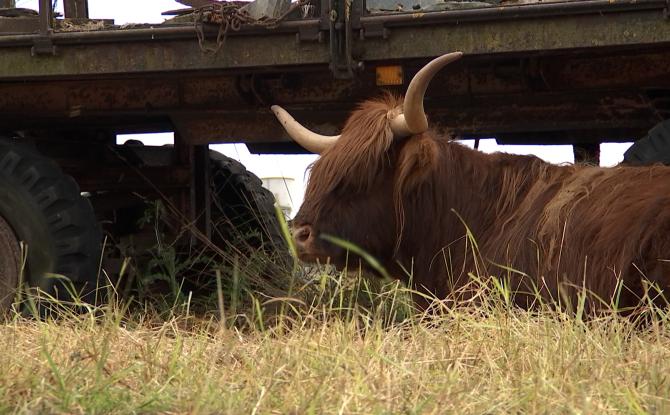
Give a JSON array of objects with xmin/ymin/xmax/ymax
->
[{"xmin": 194, "ymin": 0, "xmax": 310, "ymax": 55}]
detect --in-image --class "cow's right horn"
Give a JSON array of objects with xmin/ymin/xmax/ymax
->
[
  {"xmin": 390, "ymin": 52, "xmax": 463, "ymax": 138},
  {"xmin": 271, "ymin": 105, "xmax": 340, "ymax": 154}
]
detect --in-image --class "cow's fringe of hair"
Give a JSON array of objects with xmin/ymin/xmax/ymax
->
[
  {"xmin": 303, "ymin": 94, "xmax": 400, "ymax": 211},
  {"xmin": 393, "ymin": 131, "xmax": 441, "ymax": 255}
]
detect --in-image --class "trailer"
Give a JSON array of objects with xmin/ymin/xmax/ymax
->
[{"xmin": 0, "ymin": 0, "xmax": 669, "ymax": 305}]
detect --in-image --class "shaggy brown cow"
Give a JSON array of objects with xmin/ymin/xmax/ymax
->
[{"xmin": 272, "ymin": 52, "xmax": 670, "ymax": 310}]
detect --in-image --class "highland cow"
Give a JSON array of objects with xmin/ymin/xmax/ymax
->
[{"xmin": 272, "ymin": 52, "xmax": 670, "ymax": 310}]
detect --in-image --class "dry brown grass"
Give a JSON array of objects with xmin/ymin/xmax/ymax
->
[{"xmin": 2, "ymin": 275, "xmax": 670, "ymax": 414}]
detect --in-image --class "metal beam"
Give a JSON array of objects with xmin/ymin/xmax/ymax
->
[
  {"xmin": 362, "ymin": 9, "xmax": 670, "ymax": 61},
  {"xmin": 0, "ymin": 5, "xmax": 669, "ymax": 78}
]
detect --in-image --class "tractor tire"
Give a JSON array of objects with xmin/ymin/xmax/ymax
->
[
  {"xmin": 209, "ymin": 150, "xmax": 289, "ymax": 265},
  {"xmin": 0, "ymin": 140, "xmax": 102, "ymax": 308},
  {"xmin": 623, "ymin": 119, "xmax": 670, "ymax": 166},
  {"xmin": 112, "ymin": 146, "xmax": 289, "ymax": 265}
]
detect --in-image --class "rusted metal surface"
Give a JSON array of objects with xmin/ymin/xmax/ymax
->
[
  {"xmin": 0, "ymin": 48, "xmax": 668, "ymax": 113},
  {"xmin": 171, "ymin": 110, "xmax": 343, "ymax": 144},
  {"xmin": 0, "ymin": 1, "xmax": 668, "ymax": 78},
  {"xmin": 361, "ymin": 9, "xmax": 670, "ymax": 62},
  {"xmin": 365, "ymin": 0, "xmax": 667, "ymax": 26},
  {"xmin": 432, "ymin": 91, "xmax": 656, "ymax": 136},
  {"xmin": 0, "ymin": 71, "xmax": 365, "ymax": 115},
  {"xmin": 0, "ymin": 34, "xmax": 326, "ymax": 78},
  {"xmin": 168, "ymin": 92, "xmax": 658, "ymax": 145},
  {"xmin": 0, "ymin": 46, "xmax": 668, "ymax": 145},
  {"xmin": 0, "ymin": 0, "xmax": 667, "ymax": 148},
  {"xmin": 0, "ymin": 16, "xmax": 39, "ymax": 33}
]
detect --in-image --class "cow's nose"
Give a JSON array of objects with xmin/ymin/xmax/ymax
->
[{"xmin": 292, "ymin": 225, "xmax": 315, "ymax": 251}]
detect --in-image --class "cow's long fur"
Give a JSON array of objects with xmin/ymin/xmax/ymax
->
[{"xmin": 294, "ymin": 95, "xmax": 670, "ymax": 309}]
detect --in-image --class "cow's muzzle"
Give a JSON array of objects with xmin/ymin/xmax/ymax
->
[{"xmin": 292, "ymin": 224, "xmax": 324, "ymax": 262}]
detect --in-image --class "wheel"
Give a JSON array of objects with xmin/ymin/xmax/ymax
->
[
  {"xmin": 623, "ymin": 119, "xmax": 670, "ymax": 166},
  {"xmin": 209, "ymin": 150, "xmax": 288, "ymax": 263},
  {"xmin": 0, "ymin": 140, "xmax": 102, "ymax": 308},
  {"xmin": 103, "ymin": 146, "xmax": 289, "ymax": 277}
]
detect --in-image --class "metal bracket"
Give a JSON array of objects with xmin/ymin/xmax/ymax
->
[
  {"xmin": 31, "ymin": 36, "xmax": 56, "ymax": 56},
  {"xmin": 296, "ymin": 23, "xmax": 323, "ymax": 42},
  {"xmin": 328, "ymin": 0, "xmax": 363, "ymax": 79},
  {"xmin": 32, "ymin": 0, "xmax": 56, "ymax": 56},
  {"xmin": 360, "ymin": 21, "xmax": 389, "ymax": 39}
]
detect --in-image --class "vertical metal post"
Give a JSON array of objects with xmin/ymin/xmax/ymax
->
[
  {"xmin": 38, "ymin": 0, "xmax": 52, "ymax": 35},
  {"xmin": 64, "ymin": 0, "xmax": 89, "ymax": 18},
  {"xmin": 192, "ymin": 145, "xmax": 211, "ymax": 240},
  {"xmin": 174, "ymin": 133, "xmax": 211, "ymax": 242},
  {"xmin": 32, "ymin": 0, "xmax": 55, "ymax": 55}
]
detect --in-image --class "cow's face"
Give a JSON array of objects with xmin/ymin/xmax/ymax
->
[
  {"xmin": 272, "ymin": 52, "xmax": 463, "ymax": 268},
  {"xmin": 290, "ymin": 97, "xmax": 402, "ymax": 267},
  {"xmin": 291, "ymin": 177, "xmax": 397, "ymax": 267}
]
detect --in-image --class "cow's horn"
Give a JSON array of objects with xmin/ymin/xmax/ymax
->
[
  {"xmin": 271, "ymin": 105, "xmax": 340, "ymax": 154},
  {"xmin": 390, "ymin": 51, "xmax": 464, "ymax": 137}
]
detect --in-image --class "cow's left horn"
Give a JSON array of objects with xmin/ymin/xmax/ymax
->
[
  {"xmin": 390, "ymin": 51, "xmax": 463, "ymax": 138},
  {"xmin": 271, "ymin": 105, "xmax": 340, "ymax": 154}
]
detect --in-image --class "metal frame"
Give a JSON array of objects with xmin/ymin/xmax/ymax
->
[{"xmin": 0, "ymin": 1, "xmax": 668, "ymax": 80}]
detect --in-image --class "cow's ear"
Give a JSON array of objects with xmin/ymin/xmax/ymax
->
[{"xmin": 395, "ymin": 133, "xmax": 439, "ymax": 194}]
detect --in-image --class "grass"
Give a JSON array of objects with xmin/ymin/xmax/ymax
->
[
  {"xmin": 3, "ymin": 272, "xmax": 670, "ymax": 414},
  {"xmin": 3, "ymin": 210, "xmax": 670, "ymax": 414}
]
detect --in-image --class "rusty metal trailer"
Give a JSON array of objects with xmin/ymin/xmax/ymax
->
[{"xmin": 0, "ymin": 0, "xmax": 669, "ymax": 305}]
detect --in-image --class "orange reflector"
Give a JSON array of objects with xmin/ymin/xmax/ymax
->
[{"xmin": 376, "ymin": 65, "xmax": 403, "ymax": 86}]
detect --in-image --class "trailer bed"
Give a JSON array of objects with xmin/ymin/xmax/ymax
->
[{"xmin": 1, "ymin": 0, "xmax": 669, "ymax": 148}]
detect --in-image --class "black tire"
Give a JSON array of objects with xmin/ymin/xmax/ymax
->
[
  {"xmin": 110, "ymin": 146, "xmax": 289, "ymax": 264},
  {"xmin": 0, "ymin": 140, "xmax": 102, "ymax": 306},
  {"xmin": 623, "ymin": 119, "xmax": 670, "ymax": 166},
  {"xmin": 209, "ymin": 150, "xmax": 289, "ymax": 265}
]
